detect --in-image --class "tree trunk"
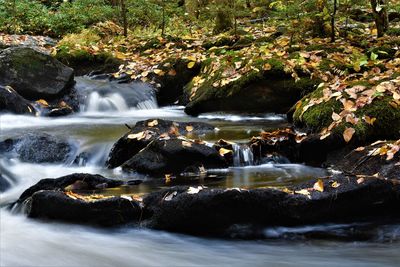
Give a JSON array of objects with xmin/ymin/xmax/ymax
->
[
  {"xmin": 120, "ymin": 0, "xmax": 128, "ymax": 37},
  {"xmin": 330, "ymin": 0, "xmax": 337, "ymax": 42},
  {"xmin": 370, "ymin": 0, "xmax": 389, "ymax": 37}
]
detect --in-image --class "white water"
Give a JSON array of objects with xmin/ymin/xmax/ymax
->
[
  {"xmin": 233, "ymin": 144, "xmax": 254, "ymax": 166},
  {"xmin": 1, "ymin": 77, "xmax": 399, "ymax": 266}
]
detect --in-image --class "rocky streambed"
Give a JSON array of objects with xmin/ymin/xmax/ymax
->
[{"xmin": 1, "ymin": 46, "xmax": 400, "ymax": 266}]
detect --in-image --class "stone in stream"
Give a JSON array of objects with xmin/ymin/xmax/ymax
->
[
  {"xmin": 0, "ymin": 133, "xmax": 77, "ymax": 164},
  {"xmin": 143, "ymin": 174, "xmax": 400, "ymax": 236},
  {"xmin": 122, "ymin": 137, "xmax": 228, "ymax": 176},
  {"xmin": 326, "ymin": 140, "xmax": 400, "ymax": 180},
  {"xmin": 0, "ymin": 47, "xmax": 75, "ymax": 101},
  {"xmin": 15, "ymin": 173, "xmax": 142, "ymax": 227},
  {"xmin": 0, "ymin": 85, "xmax": 36, "ymax": 115},
  {"xmin": 107, "ymin": 119, "xmax": 215, "ymax": 169}
]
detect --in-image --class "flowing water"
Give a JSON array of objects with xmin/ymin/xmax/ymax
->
[{"xmin": 1, "ymin": 76, "xmax": 399, "ymax": 266}]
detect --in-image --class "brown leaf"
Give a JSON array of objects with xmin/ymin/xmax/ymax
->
[
  {"xmin": 343, "ymin": 127, "xmax": 355, "ymax": 143},
  {"xmin": 182, "ymin": 141, "xmax": 192, "ymax": 147},
  {"xmin": 313, "ymin": 179, "xmax": 324, "ymax": 192}
]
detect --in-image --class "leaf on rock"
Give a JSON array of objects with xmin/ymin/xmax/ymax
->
[
  {"xmin": 185, "ymin": 125, "xmax": 194, "ymax": 132},
  {"xmin": 187, "ymin": 186, "xmax": 204, "ymax": 194},
  {"xmin": 331, "ymin": 181, "xmax": 341, "ymax": 188},
  {"xmin": 219, "ymin": 147, "xmax": 233, "ymax": 156},
  {"xmin": 343, "ymin": 127, "xmax": 355, "ymax": 143},
  {"xmin": 182, "ymin": 141, "xmax": 192, "ymax": 147},
  {"xmin": 147, "ymin": 120, "xmax": 158, "ymax": 127},
  {"xmin": 187, "ymin": 61, "xmax": 196, "ymax": 69},
  {"xmin": 164, "ymin": 191, "xmax": 177, "ymax": 201},
  {"xmin": 313, "ymin": 179, "xmax": 324, "ymax": 192}
]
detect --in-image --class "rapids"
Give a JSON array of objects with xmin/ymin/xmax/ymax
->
[{"xmin": 1, "ymin": 76, "xmax": 399, "ymax": 266}]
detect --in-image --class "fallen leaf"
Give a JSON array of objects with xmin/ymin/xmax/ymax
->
[
  {"xmin": 354, "ymin": 146, "xmax": 365, "ymax": 152},
  {"xmin": 147, "ymin": 120, "xmax": 158, "ymax": 127},
  {"xmin": 164, "ymin": 191, "xmax": 177, "ymax": 201},
  {"xmin": 182, "ymin": 141, "xmax": 192, "ymax": 147},
  {"xmin": 187, "ymin": 61, "xmax": 196, "ymax": 69},
  {"xmin": 357, "ymin": 177, "xmax": 365, "ymax": 184},
  {"xmin": 343, "ymin": 127, "xmax": 355, "ymax": 143},
  {"xmin": 36, "ymin": 99, "xmax": 49, "ymax": 106},
  {"xmin": 219, "ymin": 147, "xmax": 233, "ymax": 156},
  {"xmin": 331, "ymin": 181, "xmax": 341, "ymax": 188},
  {"xmin": 187, "ymin": 186, "xmax": 204, "ymax": 194},
  {"xmin": 185, "ymin": 125, "xmax": 194, "ymax": 132},
  {"xmin": 313, "ymin": 179, "xmax": 324, "ymax": 192}
]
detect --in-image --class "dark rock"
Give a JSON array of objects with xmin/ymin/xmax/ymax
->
[
  {"xmin": 152, "ymin": 59, "xmax": 201, "ymax": 106},
  {"xmin": 25, "ymin": 190, "xmax": 141, "ymax": 227},
  {"xmin": 184, "ymin": 67, "xmax": 319, "ymax": 116},
  {"xmin": 17, "ymin": 173, "xmax": 124, "ymax": 203},
  {"xmin": 122, "ymin": 137, "xmax": 227, "ymax": 176},
  {"xmin": 0, "ymin": 47, "xmax": 74, "ymax": 101},
  {"xmin": 0, "ymin": 133, "xmax": 76, "ymax": 164},
  {"xmin": 326, "ymin": 141, "xmax": 400, "ymax": 180},
  {"xmin": 0, "ymin": 85, "xmax": 36, "ymax": 115},
  {"xmin": 107, "ymin": 119, "xmax": 215, "ymax": 168},
  {"xmin": 143, "ymin": 175, "xmax": 400, "ymax": 235},
  {"xmin": 15, "ymin": 173, "xmax": 141, "ymax": 226}
]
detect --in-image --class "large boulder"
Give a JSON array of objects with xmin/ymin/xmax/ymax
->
[
  {"xmin": 15, "ymin": 173, "xmax": 141, "ymax": 226},
  {"xmin": 184, "ymin": 58, "xmax": 319, "ymax": 115},
  {"xmin": 0, "ymin": 85, "xmax": 36, "ymax": 115},
  {"xmin": 0, "ymin": 47, "xmax": 74, "ymax": 101},
  {"xmin": 107, "ymin": 119, "xmax": 215, "ymax": 168},
  {"xmin": 143, "ymin": 175, "xmax": 400, "ymax": 235},
  {"xmin": 122, "ymin": 137, "xmax": 227, "ymax": 176},
  {"xmin": 0, "ymin": 133, "xmax": 76, "ymax": 163}
]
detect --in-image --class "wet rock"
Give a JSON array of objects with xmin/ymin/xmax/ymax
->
[
  {"xmin": 0, "ymin": 133, "xmax": 76, "ymax": 164},
  {"xmin": 183, "ymin": 59, "xmax": 319, "ymax": 115},
  {"xmin": 122, "ymin": 137, "xmax": 227, "ymax": 176},
  {"xmin": 107, "ymin": 119, "xmax": 215, "ymax": 168},
  {"xmin": 0, "ymin": 47, "xmax": 74, "ymax": 101},
  {"xmin": 25, "ymin": 190, "xmax": 141, "ymax": 227},
  {"xmin": 326, "ymin": 140, "xmax": 400, "ymax": 180},
  {"xmin": 15, "ymin": 173, "xmax": 141, "ymax": 226},
  {"xmin": 17, "ymin": 173, "xmax": 124, "ymax": 203},
  {"xmin": 143, "ymin": 175, "xmax": 400, "ymax": 235},
  {"xmin": 153, "ymin": 58, "xmax": 201, "ymax": 106},
  {"xmin": 0, "ymin": 85, "xmax": 36, "ymax": 115}
]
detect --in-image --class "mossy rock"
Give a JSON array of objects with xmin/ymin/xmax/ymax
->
[
  {"xmin": 292, "ymin": 86, "xmax": 400, "ymax": 143},
  {"xmin": 55, "ymin": 47, "xmax": 122, "ymax": 76},
  {"xmin": 184, "ymin": 58, "xmax": 319, "ymax": 115}
]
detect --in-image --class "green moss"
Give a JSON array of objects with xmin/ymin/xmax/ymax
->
[{"xmin": 293, "ymin": 89, "xmax": 400, "ymax": 141}]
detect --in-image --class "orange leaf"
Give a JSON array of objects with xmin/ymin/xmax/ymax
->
[{"xmin": 343, "ymin": 127, "xmax": 355, "ymax": 143}]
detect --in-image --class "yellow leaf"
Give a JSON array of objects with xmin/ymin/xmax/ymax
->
[
  {"xmin": 343, "ymin": 127, "xmax": 355, "ymax": 143},
  {"xmin": 127, "ymin": 131, "xmax": 145, "ymax": 140},
  {"xmin": 165, "ymin": 174, "xmax": 172, "ymax": 183},
  {"xmin": 363, "ymin": 115, "xmax": 376, "ymax": 125},
  {"xmin": 147, "ymin": 120, "xmax": 158, "ymax": 127},
  {"xmin": 187, "ymin": 55, "xmax": 197, "ymax": 62},
  {"xmin": 185, "ymin": 125, "xmax": 194, "ymax": 132},
  {"xmin": 187, "ymin": 61, "xmax": 196, "ymax": 69},
  {"xmin": 182, "ymin": 141, "xmax": 192, "ymax": 147},
  {"xmin": 331, "ymin": 181, "xmax": 341, "ymax": 188},
  {"xmin": 36, "ymin": 99, "xmax": 49, "ymax": 106},
  {"xmin": 294, "ymin": 189, "xmax": 311, "ymax": 198},
  {"xmin": 153, "ymin": 69, "xmax": 165, "ymax": 76},
  {"xmin": 219, "ymin": 148, "xmax": 233, "ymax": 156},
  {"xmin": 313, "ymin": 179, "xmax": 324, "ymax": 192},
  {"xmin": 263, "ymin": 63, "xmax": 272, "ymax": 71}
]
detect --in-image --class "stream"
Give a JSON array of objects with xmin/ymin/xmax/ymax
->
[{"xmin": 1, "ymin": 77, "xmax": 399, "ymax": 266}]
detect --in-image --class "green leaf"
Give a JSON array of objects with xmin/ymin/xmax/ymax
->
[{"xmin": 370, "ymin": 52, "xmax": 378, "ymax": 61}]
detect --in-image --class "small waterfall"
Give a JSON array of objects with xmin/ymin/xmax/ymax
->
[
  {"xmin": 75, "ymin": 76, "xmax": 158, "ymax": 112},
  {"xmin": 233, "ymin": 144, "xmax": 254, "ymax": 167}
]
